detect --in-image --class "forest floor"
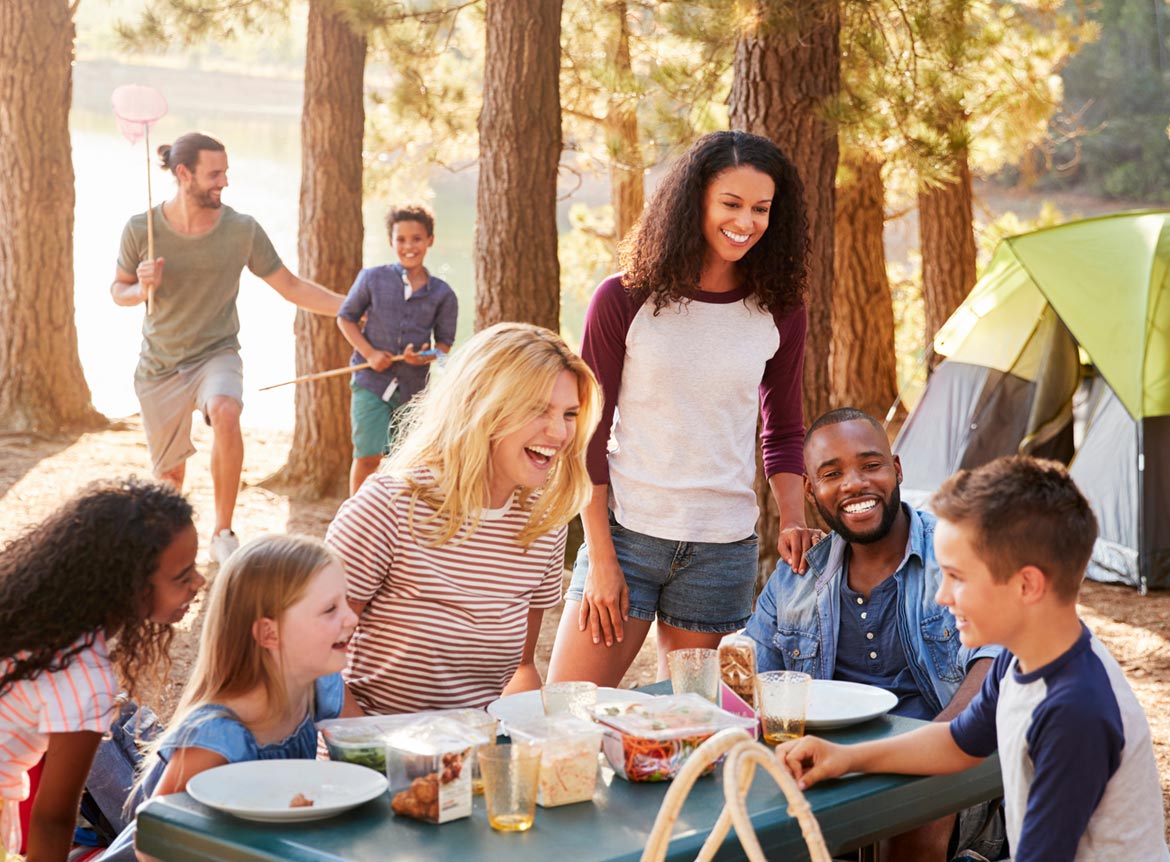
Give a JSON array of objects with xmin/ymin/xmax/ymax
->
[{"xmin": 1, "ymin": 421, "xmax": 1166, "ymax": 839}]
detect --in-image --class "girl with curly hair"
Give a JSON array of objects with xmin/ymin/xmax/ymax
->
[
  {"xmin": 548, "ymin": 130, "xmax": 823, "ymax": 687},
  {"xmin": 0, "ymin": 478, "xmax": 201, "ymax": 861},
  {"xmin": 325, "ymin": 322, "xmax": 601, "ymax": 714}
]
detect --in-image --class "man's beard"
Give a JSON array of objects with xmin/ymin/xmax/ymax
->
[
  {"xmin": 193, "ymin": 187, "xmax": 222, "ymax": 209},
  {"xmin": 815, "ymin": 483, "xmax": 902, "ymax": 545}
]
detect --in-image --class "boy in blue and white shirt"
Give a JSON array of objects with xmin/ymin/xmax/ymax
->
[{"xmin": 777, "ymin": 456, "xmax": 1169, "ymax": 862}]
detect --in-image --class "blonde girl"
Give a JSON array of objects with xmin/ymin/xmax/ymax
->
[
  {"xmin": 326, "ymin": 321, "xmax": 601, "ymax": 715},
  {"xmin": 101, "ymin": 535, "xmax": 358, "ymax": 861}
]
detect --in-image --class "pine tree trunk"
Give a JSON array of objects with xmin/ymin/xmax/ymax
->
[
  {"xmin": 0, "ymin": 0, "xmax": 103, "ymax": 434},
  {"xmin": 608, "ymin": 0, "xmax": 643, "ymax": 255},
  {"xmin": 729, "ymin": 0, "xmax": 840, "ymax": 578},
  {"xmin": 272, "ymin": 0, "xmax": 366, "ymax": 498},
  {"xmin": 831, "ymin": 151, "xmax": 899, "ymax": 421},
  {"xmin": 474, "ymin": 0, "xmax": 563, "ymax": 331},
  {"xmin": 918, "ymin": 149, "xmax": 977, "ymax": 364}
]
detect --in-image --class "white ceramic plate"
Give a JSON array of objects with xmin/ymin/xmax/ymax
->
[
  {"xmin": 186, "ymin": 759, "xmax": 388, "ymax": 823},
  {"xmin": 805, "ymin": 680, "xmax": 898, "ymax": 730},
  {"xmin": 488, "ymin": 687, "xmax": 654, "ymax": 732}
]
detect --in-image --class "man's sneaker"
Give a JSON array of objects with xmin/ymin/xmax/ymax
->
[{"xmin": 209, "ymin": 530, "xmax": 240, "ymax": 564}]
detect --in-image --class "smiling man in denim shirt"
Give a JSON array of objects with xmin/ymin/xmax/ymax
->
[{"xmin": 744, "ymin": 408, "xmax": 1003, "ymax": 862}]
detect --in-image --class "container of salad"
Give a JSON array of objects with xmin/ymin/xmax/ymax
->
[
  {"xmin": 318, "ymin": 708, "xmax": 496, "ymax": 775},
  {"xmin": 507, "ymin": 715, "xmax": 602, "ymax": 807},
  {"xmin": 591, "ymin": 693, "xmax": 757, "ymax": 782}
]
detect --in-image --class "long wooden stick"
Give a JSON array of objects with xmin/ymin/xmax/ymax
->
[
  {"xmin": 145, "ymin": 123, "xmax": 155, "ymax": 316},
  {"xmin": 258, "ymin": 359, "xmax": 404, "ymax": 391}
]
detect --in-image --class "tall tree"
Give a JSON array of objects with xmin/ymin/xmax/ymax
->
[
  {"xmin": 729, "ymin": 0, "xmax": 841, "ymax": 574},
  {"xmin": 606, "ymin": 1, "xmax": 643, "ymax": 248},
  {"xmin": 474, "ymin": 0, "xmax": 563, "ymax": 331},
  {"xmin": 274, "ymin": 0, "xmax": 367, "ymax": 498},
  {"xmin": 0, "ymin": 0, "xmax": 103, "ymax": 434},
  {"xmin": 830, "ymin": 151, "xmax": 898, "ymax": 419}
]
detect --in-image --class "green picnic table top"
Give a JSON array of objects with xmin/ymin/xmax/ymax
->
[{"xmin": 135, "ymin": 697, "xmax": 1002, "ymax": 862}]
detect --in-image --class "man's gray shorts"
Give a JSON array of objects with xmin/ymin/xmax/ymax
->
[{"xmin": 133, "ymin": 349, "xmax": 244, "ymax": 475}]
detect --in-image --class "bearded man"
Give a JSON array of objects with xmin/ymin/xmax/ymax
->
[
  {"xmin": 111, "ymin": 132, "xmax": 343, "ymax": 563},
  {"xmin": 744, "ymin": 408, "xmax": 1005, "ymax": 862}
]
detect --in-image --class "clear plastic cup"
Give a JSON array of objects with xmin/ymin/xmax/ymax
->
[
  {"xmin": 462, "ymin": 710, "xmax": 498, "ymax": 796},
  {"xmin": 478, "ymin": 743, "xmax": 542, "ymax": 832},
  {"xmin": 540, "ymin": 681, "xmax": 598, "ymax": 720},
  {"xmin": 757, "ymin": 670, "xmax": 811, "ymax": 745},
  {"xmin": 667, "ymin": 648, "xmax": 720, "ymax": 704}
]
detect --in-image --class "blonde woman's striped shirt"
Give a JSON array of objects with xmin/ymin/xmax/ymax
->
[
  {"xmin": 325, "ymin": 474, "xmax": 566, "ymax": 715},
  {"xmin": 0, "ymin": 633, "xmax": 119, "ymax": 801}
]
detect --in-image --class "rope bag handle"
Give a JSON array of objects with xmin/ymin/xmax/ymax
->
[{"xmin": 641, "ymin": 728, "xmax": 831, "ymax": 862}]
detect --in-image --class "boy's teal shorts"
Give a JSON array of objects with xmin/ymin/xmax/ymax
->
[{"xmin": 350, "ymin": 381, "xmax": 403, "ymax": 459}]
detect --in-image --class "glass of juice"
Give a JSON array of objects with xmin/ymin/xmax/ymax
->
[
  {"xmin": 479, "ymin": 743, "xmax": 542, "ymax": 832},
  {"xmin": 757, "ymin": 670, "xmax": 811, "ymax": 744}
]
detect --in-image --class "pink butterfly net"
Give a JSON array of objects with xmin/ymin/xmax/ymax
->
[{"xmin": 111, "ymin": 84, "xmax": 168, "ymax": 144}]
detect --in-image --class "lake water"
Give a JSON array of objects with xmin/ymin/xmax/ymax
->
[{"xmin": 70, "ymin": 60, "xmax": 600, "ymax": 430}]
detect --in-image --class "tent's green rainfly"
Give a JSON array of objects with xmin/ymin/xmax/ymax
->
[{"xmin": 895, "ymin": 211, "xmax": 1170, "ymax": 592}]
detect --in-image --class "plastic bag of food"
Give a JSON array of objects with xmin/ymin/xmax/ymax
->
[
  {"xmin": 507, "ymin": 715, "xmax": 601, "ymax": 807},
  {"xmin": 719, "ymin": 633, "xmax": 758, "ymax": 709},
  {"xmin": 591, "ymin": 693, "xmax": 757, "ymax": 782}
]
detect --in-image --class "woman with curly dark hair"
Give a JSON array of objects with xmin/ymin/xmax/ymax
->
[
  {"xmin": 0, "ymin": 477, "xmax": 202, "ymax": 861},
  {"xmin": 549, "ymin": 130, "xmax": 823, "ymax": 687}
]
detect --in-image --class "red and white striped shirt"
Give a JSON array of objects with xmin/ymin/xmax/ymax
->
[
  {"xmin": 325, "ymin": 474, "xmax": 566, "ymax": 715},
  {"xmin": 0, "ymin": 633, "xmax": 118, "ymax": 801}
]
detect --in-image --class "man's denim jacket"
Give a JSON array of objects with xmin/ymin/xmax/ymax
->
[{"xmin": 744, "ymin": 505, "xmax": 1000, "ymax": 716}]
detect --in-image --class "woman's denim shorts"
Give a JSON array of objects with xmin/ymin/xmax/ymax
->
[{"xmin": 565, "ymin": 511, "xmax": 758, "ymax": 633}]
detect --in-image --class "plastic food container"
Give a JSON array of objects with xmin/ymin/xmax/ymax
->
[
  {"xmin": 507, "ymin": 715, "xmax": 602, "ymax": 807},
  {"xmin": 591, "ymin": 693, "xmax": 757, "ymax": 782},
  {"xmin": 719, "ymin": 633, "xmax": 759, "ymax": 708},
  {"xmin": 386, "ymin": 717, "xmax": 482, "ymax": 824},
  {"xmin": 318, "ymin": 709, "xmax": 496, "ymax": 775}
]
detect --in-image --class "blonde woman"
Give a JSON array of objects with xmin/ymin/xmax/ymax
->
[
  {"xmin": 100, "ymin": 535, "xmax": 359, "ymax": 862},
  {"xmin": 325, "ymin": 322, "xmax": 601, "ymax": 715}
]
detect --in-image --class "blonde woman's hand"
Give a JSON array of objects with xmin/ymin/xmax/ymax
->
[
  {"xmin": 778, "ymin": 524, "xmax": 824, "ymax": 575},
  {"xmin": 578, "ymin": 556, "xmax": 629, "ymax": 647}
]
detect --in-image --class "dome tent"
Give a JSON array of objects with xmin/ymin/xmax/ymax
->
[{"xmin": 894, "ymin": 211, "xmax": 1170, "ymax": 592}]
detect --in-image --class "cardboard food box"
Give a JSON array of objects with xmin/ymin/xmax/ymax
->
[{"xmin": 385, "ymin": 717, "xmax": 480, "ymax": 824}]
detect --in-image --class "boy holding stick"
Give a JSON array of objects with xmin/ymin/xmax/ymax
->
[{"xmin": 337, "ymin": 204, "xmax": 457, "ymax": 495}]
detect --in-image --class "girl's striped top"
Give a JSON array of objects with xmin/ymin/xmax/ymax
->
[{"xmin": 0, "ymin": 632, "xmax": 118, "ymax": 801}]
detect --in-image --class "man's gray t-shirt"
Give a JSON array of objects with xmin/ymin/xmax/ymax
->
[{"xmin": 117, "ymin": 204, "xmax": 282, "ymax": 379}]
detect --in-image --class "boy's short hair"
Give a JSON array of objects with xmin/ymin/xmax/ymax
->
[
  {"xmin": 385, "ymin": 204, "xmax": 434, "ymax": 238},
  {"xmin": 931, "ymin": 456, "xmax": 1097, "ymax": 602}
]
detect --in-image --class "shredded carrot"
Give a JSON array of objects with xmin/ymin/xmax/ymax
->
[{"xmin": 622, "ymin": 733, "xmax": 715, "ymax": 781}]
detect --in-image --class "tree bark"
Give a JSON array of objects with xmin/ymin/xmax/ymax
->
[
  {"xmin": 272, "ymin": 0, "xmax": 366, "ymax": 498},
  {"xmin": 729, "ymin": 0, "xmax": 840, "ymax": 578},
  {"xmin": 607, "ymin": 0, "xmax": 643, "ymax": 257},
  {"xmin": 918, "ymin": 148, "xmax": 977, "ymax": 363},
  {"xmin": 474, "ymin": 0, "xmax": 563, "ymax": 331},
  {"xmin": 0, "ymin": 0, "xmax": 103, "ymax": 434},
  {"xmin": 830, "ymin": 151, "xmax": 899, "ymax": 421}
]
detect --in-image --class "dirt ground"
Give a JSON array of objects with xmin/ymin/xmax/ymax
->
[{"xmin": 1, "ymin": 421, "xmax": 1167, "ymax": 838}]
